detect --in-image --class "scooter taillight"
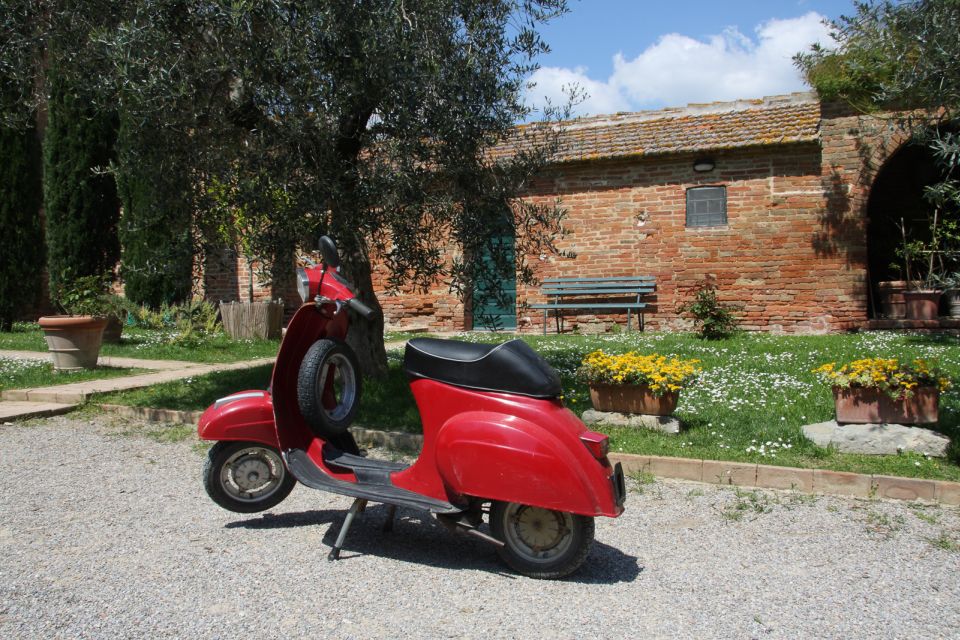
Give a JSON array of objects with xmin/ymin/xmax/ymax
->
[{"xmin": 579, "ymin": 431, "xmax": 609, "ymax": 460}]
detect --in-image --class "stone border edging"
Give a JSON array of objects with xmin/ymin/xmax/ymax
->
[
  {"xmin": 99, "ymin": 404, "xmax": 205, "ymax": 425},
  {"xmin": 610, "ymin": 452, "xmax": 960, "ymax": 506},
  {"xmin": 97, "ymin": 404, "xmax": 960, "ymax": 506}
]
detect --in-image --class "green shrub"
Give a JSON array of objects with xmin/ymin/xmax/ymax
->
[
  {"xmin": 53, "ymin": 274, "xmax": 111, "ymax": 316},
  {"xmin": 679, "ymin": 282, "xmax": 739, "ymax": 340},
  {"xmin": 127, "ymin": 299, "xmax": 221, "ymax": 335},
  {"xmin": 42, "ymin": 75, "xmax": 120, "ymax": 296},
  {"xmin": 116, "ymin": 116, "xmax": 193, "ymax": 307},
  {"xmin": 0, "ymin": 123, "xmax": 43, "ymax": 330}
]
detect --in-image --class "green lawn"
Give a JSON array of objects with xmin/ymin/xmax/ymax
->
[
  {"xmin": 97, "ymin": 364, "xmax": 275, "ymax": 410},
  {"xmin": 97, "ymin": 330, "xmax": 960, "ymax": 481},
  {"xmin": 0, "ymin": 322, "xmax": 280, "ymax": 363},
  {"xmin": 0, "ymin": 356, "xmax": 142, "ymax": 392}
]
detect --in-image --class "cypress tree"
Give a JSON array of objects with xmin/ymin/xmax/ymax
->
[
  {"xmin": 42, "ymin": 74, "xmax": 120, "ymax": 296},
  {"xmin": 0, "ymin": 123, "xmax": 44, "ymax": 330},
  {"xmin": 116, "ymin": 115, "xmax": 193, "ymax": 307}
]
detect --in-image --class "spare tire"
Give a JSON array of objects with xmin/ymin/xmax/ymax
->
[{"xmin": 297, "ymin": 339, "xmax": 362, "ymax": 437}]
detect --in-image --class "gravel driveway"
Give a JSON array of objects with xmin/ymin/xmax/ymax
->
[{"xmin": 1, "ymin": 415, "xmax": 958, "ymax": 639}]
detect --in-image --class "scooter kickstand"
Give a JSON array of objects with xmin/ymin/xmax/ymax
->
[
  {"xmin": 383, "ymin": 505, "xmax": 397, "ymax": 533},
  {"xmin": 328, "ymin": 498, "xmax": 366, "ymax": 561}
]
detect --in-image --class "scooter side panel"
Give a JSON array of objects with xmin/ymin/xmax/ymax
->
[
  {"xmin": 395, "ymin": 379, "xmax": 622, "ymax": 517},
  {"xmin": 197, "ymin": 392, "xmax": 278, "ymax": 448},
  {"xmin": 431, "ymin": 411, "xmax": 620, "ymax": 517}
]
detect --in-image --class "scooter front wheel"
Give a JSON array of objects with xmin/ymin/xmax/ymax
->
[
  {"xmin": 203, "ymin": 441, "xmax": 296, "ymax": 513},
  {"xmin": 490, "ymin": 501, "xmax": 595, "ymax": 579}
]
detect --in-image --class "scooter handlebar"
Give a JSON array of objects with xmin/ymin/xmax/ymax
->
[{"xmin": 347, "ymin": 297, "xmax": 378, "ymax": 321}]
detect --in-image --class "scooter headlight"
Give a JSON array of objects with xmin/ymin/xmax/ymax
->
[{"xmin": 296, "ymin": 268, "xmax": 310, "ymax": 302}]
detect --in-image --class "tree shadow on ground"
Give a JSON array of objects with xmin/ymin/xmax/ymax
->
[
  {"xmin": 901, "ymin": 333, "xmax": 960, "ymax": 347},
  {"xmin": 226, "ymin": 503, "xmax": 641, "ymax": 584}
]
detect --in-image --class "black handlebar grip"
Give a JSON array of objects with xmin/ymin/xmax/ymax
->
[{"xmin": 348, "ymin": 297, "xmax": 377, "ymax": 321}]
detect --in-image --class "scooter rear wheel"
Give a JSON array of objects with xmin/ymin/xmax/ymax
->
[
  {"xmin": 297, "ymin": 339, "xmax": 362, "ymax": 437},
  {"xmin": 490, "ymin": 501, "xmax": 594, "ymax": 579},
  {"xmin": 203, "ymin": 441, "xmax": 295, "ymax": 513}
]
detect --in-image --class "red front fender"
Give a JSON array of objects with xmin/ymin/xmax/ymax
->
[
  {"xmin": 197, "ymin": 390, "xmax": 278, "ymax": 448},
  {"xmin": 433, "ymin": 410, "xmax": 622, "ymax": 518}
]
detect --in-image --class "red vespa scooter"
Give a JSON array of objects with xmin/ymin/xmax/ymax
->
[{"xmin": 198, "ymin": 236, "xmax": 625, "ymax": 579}]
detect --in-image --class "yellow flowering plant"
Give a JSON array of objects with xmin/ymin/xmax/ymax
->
[
  {"xmin": 813, "ymin": 357, "xmax": 951, "ymax": 398},
  {"xmin": 577, "ymin": 350, "xmax": 701, "ymax": 396}
]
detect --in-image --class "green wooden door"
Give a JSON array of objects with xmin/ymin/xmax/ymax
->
[{"xmin": 472, "ymin": 233, "xmax": 516, "ymax": 331}]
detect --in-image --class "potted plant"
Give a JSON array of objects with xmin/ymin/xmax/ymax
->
[
  {"xmin": 876, "ymin": 274, "xmax": 909, "ymax": 319},
  {"xmin": 99, "ymin": 292, "xmax": 132, "ymax": 343},
  {"xmin": 38, "ymin": 274, "xmax": 114, "ymax": 370},
  {"xmin": 897, "ymin": 216, "xmax": 943, "ymax": 320},
  {"xmin": 937, "ymin": 272, "xmax": 960, "ymax": 318},
  {"xmin": 896, "ymin": 160, "xmax": 960, "ymax": 319},
  {"xmin": 577, "ymin": 350, "xmax": 701, "ymax": 415},
  {"xmin": 813, "ymin": 357, "xmax": 951, "ymax": 424}
]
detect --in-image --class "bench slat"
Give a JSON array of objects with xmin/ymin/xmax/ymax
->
[
  {"xmin": 542, "ymin": 287, "xmax": 654, "ymax": 296},
  {"xmin": 529, "ymin": 303, "xmax": 648, "ymax": 310},
  {"xmin": 536, "ymin": 275, "xmax": 656, "ymax": 334},
  {"xmin": 542, "ymin": 277, "xmax": 655, "ymax": 284}
]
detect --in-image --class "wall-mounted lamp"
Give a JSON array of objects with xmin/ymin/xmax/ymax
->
[{"xmin": 693, "ymin": 158, "xmax": 715, "ymax": 172}]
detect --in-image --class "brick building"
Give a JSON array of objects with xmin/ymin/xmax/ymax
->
[{"xmin": 208, "ymin": 92, "xmax": 939, "ymax": 334}]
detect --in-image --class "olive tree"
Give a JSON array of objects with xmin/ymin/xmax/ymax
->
[
  {"xmin": 796, "ymin": 0, "xmax": 960, "ymax": 115},
  {"xmin": 3, "ymin": 1, "xmax": 573, "ymax": 375}
]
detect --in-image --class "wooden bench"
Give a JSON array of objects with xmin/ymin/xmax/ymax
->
[{"xmin": 528, "ymin": 276, "xmax": 656, "ymax": 335}]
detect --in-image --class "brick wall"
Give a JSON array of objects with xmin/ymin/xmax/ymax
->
[
  {"xmin": 202, "ymin": 248, "xmax": 301, "ymax": 320},
  {"xmin": 370, "ymin": 241, "xmax": 468, "ymax": 332},
  {"xmin": 364, "ymin": 105, "xmax": 916, "ymax": 335},
  {"xmin": 513, "ymin": 143, "xmax": 865, "ymax": 334}
]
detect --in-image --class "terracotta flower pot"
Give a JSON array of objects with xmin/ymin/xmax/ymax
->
[
  {"xmin": 832, "ymin": 386, "xmax": 939, "ymax": 425},
  {"xmin": 903, "ymin": 290, "xmax": 941, "ymax": 320},
  {"xmin": 38, "ymin": 315, "xmax": 107, "ymax": 371},
  {"xmin": 876, "ymin": 280, "xmax": 908, "ymax": 319},
  {"xmin": 588, "ymin": 383, "xmax": 679, "ymax": 415}
]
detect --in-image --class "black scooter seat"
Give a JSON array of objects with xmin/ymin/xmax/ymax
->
[{"xmin": 403, "ymin": 338, "xmax": 562, "ymax": 399}]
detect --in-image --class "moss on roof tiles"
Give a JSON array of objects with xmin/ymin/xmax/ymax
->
[{"xmin": 491, "ymin": 93, "xmax": 820, "ymax": 164}]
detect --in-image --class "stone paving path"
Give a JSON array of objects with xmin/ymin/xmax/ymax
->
[
  {"xmin": 0, "ymin": 349, "xmax": 275, "ymax": 421},
  {"xmin": 0, "ymin": 338, "xmax": 414, "ymax": 422}
]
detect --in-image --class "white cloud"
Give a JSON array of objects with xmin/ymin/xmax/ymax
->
[
  {"xmin": 524, "ymin": 12, "xmax": 835, "ymax": 118},
  {"xmin": 524, "ymin": 65, "xmax": 631, "ymax": 118}
]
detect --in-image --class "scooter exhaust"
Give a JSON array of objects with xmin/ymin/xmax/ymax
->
[{"xmin": 435, "ymin": 514, "xmax": 505, "ymax": 548}]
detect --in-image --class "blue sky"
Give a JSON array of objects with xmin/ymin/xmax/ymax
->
[{"xmin": 525, "ymin": 0, "xmax": 857, "ymax": 117}]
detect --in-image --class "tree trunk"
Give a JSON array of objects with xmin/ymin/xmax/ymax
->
[
  {"xmin": 327, "ymin": 99, "xmax": 387, "ymax": 377},
  {"xmin": 337, "ymin": 230, "xmax": 388, "ymax": 378}
]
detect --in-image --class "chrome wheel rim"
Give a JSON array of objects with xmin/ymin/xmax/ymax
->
[
  {"xmin": 220, "ymin": 447, "xmax": 286, "ymax": 503},
  {"xmin": 502, "ymin": 504, "xmax": 574, "ymax": 563},
  {"xmin": 315, "ymin": 353, "xmax": 357, "ymax": 422}
]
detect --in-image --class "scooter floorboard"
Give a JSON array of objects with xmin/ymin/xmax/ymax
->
[
  {"xmin": 283, "ymin": 448, "xmax": 462, "ymax": 514},
  {"xmin": 323, "ymin": 448, "xmax": 407, "ymax": 473}
]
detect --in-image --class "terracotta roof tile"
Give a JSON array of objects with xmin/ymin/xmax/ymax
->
[{"xmin": 492, "ymin": 92, "xmax": 821, "ymax": 163}]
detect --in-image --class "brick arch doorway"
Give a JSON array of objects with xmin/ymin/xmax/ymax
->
[{"xmin": 866, "ymin": 140, "xmax": 945, "ymax": 318}]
